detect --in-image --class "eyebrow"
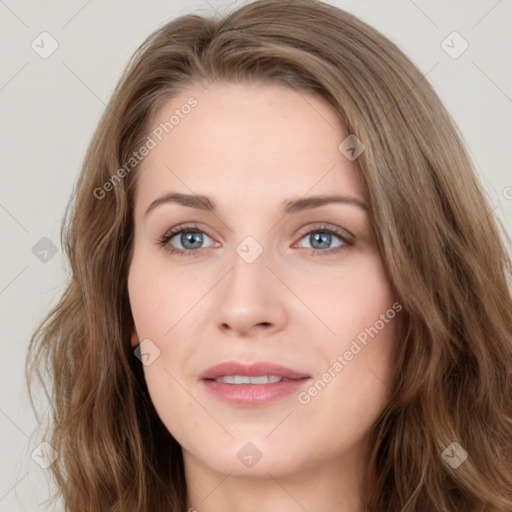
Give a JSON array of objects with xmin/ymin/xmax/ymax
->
[{"xmin": 144, "ymin": 192, "xmax": 369, "ymax": 217}]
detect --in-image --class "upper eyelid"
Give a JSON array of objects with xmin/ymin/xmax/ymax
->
[{"xmin": 297, "ymin": 224, "xmax": 353, "ymax": 239}]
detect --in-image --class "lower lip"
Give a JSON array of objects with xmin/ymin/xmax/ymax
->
[{"xmin": 202, "ymin": 378, "xmax": 310, "ymax": 407}]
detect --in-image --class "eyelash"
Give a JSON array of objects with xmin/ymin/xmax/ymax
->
[{"xmin": 157, "ymin": 223, "xmax": 354, "ymax": 257}]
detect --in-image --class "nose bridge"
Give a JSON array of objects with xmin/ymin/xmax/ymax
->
[
  {"xmin": 213, "ymin": 234, "xmax": 286, "ymax": 335},
  {"xmin": 235, "ymin": 233, "xmax": 267, "ymax": 266},
  {"xmin": 226, "ymin": 235, "xmax": 271, "ymax": 297}
]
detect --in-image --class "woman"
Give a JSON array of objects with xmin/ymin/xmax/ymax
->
[{"xmin": 26, "ymin": 0, "xmax": 512, "ymax": 510}]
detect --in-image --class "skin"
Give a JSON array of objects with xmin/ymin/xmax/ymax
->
[{"xmin": 127, "ymin": 82, "xmax": 399, "ymax": 512}]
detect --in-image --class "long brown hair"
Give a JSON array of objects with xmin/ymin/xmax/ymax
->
[{"xmin": 26, "ymin": 1, "xmax": 512, "ymax": 510}]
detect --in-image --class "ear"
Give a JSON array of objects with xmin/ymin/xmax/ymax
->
[{"xmin": 130, "ymin": 324, "xmax": 139, "ymax": 348}]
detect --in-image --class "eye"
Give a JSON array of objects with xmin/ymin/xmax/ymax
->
[
  {"xmin": 158, "ymin": 224, "xmax": 217, "ymax": 256},
  {"xmin": 293, "ymin": 225, "xmax": 353, "ymax": 256},
  {"xmin": 157, "ymin": 223, "xmax": 354, "ymax": 257}
]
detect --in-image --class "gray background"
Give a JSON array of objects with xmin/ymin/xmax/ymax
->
[{"xmin": 1, "ymin": 0, "xmax": 511, "ymax": 510}]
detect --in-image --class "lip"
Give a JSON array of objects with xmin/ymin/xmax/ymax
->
[
  {"xmin": 200, "ymin": 361, "xmax": 311, "ymax": 407},
  {"xmin": 200, "ymin": 361, "xmax": 310, "ymax": 380}
]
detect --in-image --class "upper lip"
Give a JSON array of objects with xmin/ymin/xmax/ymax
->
[{"xmin": 200, "ymin": 361, "xmax": 310, "ymax": 380}]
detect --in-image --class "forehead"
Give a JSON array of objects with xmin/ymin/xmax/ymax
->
[{"xmin": 134, "ymin": 82, "xmax": 366, "ymax": 212}]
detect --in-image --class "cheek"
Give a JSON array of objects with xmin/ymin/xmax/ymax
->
[
  {"xmin": 127, "ymin": 250, "xmax": 205, "ymax": 339},
  {"xmin": 294, "ymin": 252, "xmax": 398, "ymax": 427},
  {"xmin": 294, "ymin": 248, "xmax": 396, "ymax": 343},
  {"xmin": 127, "ymin": 258, "xmax": 209, "ymax": 444}
]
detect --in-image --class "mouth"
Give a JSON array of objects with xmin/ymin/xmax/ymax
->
[{"xmin": 200, "ymin": 361, "xmax": 311, "ymax": 407}]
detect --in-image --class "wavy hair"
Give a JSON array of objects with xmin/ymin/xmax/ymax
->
[{"xmin": 26, "ymin": 0, "xmax": 512, "ymax": 510}]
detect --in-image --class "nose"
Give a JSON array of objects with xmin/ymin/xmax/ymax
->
[{"xmin": 213, "ymin": 249, "xmax": 288, "ymax": 338}]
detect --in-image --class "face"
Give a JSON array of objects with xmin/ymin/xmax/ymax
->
[{"xmin": 127, "ymin": 82, "xmax": 399, "ymax": 481}]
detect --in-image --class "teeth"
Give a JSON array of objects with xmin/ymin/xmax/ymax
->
[{"xmin": 214, "ymin": 375, "xmax": 284, "ymax": 384}]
